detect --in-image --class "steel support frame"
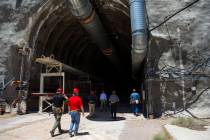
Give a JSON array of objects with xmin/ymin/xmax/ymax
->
[{"xmin": 39, "ymin": 72, "xmax": 65, "ymax": 113}]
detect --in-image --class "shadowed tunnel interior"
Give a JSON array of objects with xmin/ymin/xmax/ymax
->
[{"xmin": 29, "ymin": 0, "xmax": 145, "ymax": 96}]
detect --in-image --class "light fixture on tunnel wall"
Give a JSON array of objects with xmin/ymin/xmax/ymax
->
[{"xmin": 102, "ymin": 48, "xmax": 113, "ymax": 56}]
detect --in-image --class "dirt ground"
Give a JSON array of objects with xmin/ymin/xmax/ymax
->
[
  {"xmin": 119, "ymin": 118, "xmax": 172, "ymax": 140},
  {"xmin": 0, "ymin": 110, "xmax": 174, "ymax": 140},
  {"xmin": 0, "ymin": 113, "xmax": 17, "ymax": 120}
]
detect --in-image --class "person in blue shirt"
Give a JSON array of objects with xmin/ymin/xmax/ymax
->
[{"xmin": 130, "ymin": 88, "xmax": 140, "ymax": 116}]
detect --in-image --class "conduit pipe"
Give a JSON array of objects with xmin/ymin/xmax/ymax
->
[
  {"xmin": 67, "ymin": 0, "xmax": 121, "ymax": 70},
  {"xmin": 129, "ymin": 0, "xmax": 147, "ymax": 78}
]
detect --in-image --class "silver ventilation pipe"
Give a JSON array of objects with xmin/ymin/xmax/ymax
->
[
  {"xmin": 129, "ymin": 0, "xmax": 147, "ymax": 78},
  {"xmin": 67, "ymin": 0, "xmax": 121, "ymax": 70}
]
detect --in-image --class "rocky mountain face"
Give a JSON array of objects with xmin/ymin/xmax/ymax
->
[
  {"xmin": 0, "ymin": 0, "xmax": 43, "ymax": 80},
  {"xmin": 148, "ymin": 0, "xmax": 210, "ymax": 70},
  {"xmin": 146, "ymin": 0, "xmax": 210, "ymax": 117},
  {"xmin": 0, "ymin": 0, "xmax": 209, "ymax": 116}
]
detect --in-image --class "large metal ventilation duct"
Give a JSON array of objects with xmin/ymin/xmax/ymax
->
[
  {"xmin": 129, "ymin": 0, "xmax": 147, "ymax": 78},
  {"xmin": 67, "ymin": 0, "xmax": 121, "ymax": 70}
]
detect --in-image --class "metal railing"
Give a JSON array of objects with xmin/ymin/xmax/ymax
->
[{"xmin": 0, "ymin": 77, "xmax": 15, "ymax": 96}]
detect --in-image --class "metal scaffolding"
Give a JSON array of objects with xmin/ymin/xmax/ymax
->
[{"xmin": 35, "ymin": 56, "xmax": 86, "ymax": 113}]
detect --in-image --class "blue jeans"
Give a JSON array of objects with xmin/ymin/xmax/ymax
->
[
  {"xmin": 69, "ymin": 111, "xmax": 80, "ymax": 133},
  {"xmin": 132, "ymin": 103, "xmax": 139, "ymax": 114}
]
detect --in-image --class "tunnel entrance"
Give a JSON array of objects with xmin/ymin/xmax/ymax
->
[{"xmin": 27, "ymin": 0, "xmax": 147, "ymax": 116}]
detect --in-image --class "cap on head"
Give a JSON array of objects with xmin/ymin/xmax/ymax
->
[
  {"xmin": 56, "ymin": 88, "xmax": 63, "ymax": 94},
  {"xmin": 73, "ymin": 87, "xmax": 79, "ymax": 94}
]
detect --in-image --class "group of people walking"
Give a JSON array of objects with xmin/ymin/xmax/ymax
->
[
  {"xmin": 50, "ymin": 87, "xmax": 143, "ymax": 137},
  {"xmin": 50, "ymin": 87, "xmax": 84, "ymax": 137},
  {"xmin": 88, "ymin": 90, "xmax": 120, "ymax": 120}
]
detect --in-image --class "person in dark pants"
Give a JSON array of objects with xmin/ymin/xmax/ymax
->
[
  {"xmin": 109, "ymin": 90, "xmax": 119, "ymax": 120},
  {"xmin": 88, "ymin": 90, "xmax": 97, "ymax": 118},
  {"xmin": 100, "ymin": 90, "xmax": 107, "ymax": 111},
  {"xmin": 50, "ymin": 88, "xmax": 68, "ymax": 137}
]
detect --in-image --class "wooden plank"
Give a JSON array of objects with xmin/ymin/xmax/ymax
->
[
  {"xmin": 32, "ymin": 93, "xmax": 57, "ymax": 96},
  {"xmin": 35, "ymin": 57, "xmax": 85, "ymax": 75}
]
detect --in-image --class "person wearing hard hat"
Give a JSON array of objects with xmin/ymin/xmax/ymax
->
[
  {"xmin": 67, "ymin": 87, "xmax": 85, "ymax": 137},
  {"xmin": 50, "ymin": 88, "xmax": 68, "ymax": 137}
]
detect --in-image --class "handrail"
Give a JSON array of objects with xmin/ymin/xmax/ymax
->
[{"xmin": 0, "ymin": 77, "xmax": 15, "ymax": 90}]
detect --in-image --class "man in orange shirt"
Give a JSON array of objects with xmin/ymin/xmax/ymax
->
[{"xmin": 68, "ymin": 87, "xmax": 85, "ymax": 137}]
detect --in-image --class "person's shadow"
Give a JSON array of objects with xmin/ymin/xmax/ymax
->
[
  {"xmin": 86, "ymin": 114, "xmax": 126, "ymax": 121},
  {"xmin": 53, "ymin": 130, "xmax": 89, "ymax": 137},
  {"xmin": 77, "ymin": 132, "xmax": 90, "ymax": 136},
  {"xmin": 52, "ymin": 130, "xmax": 69, "ymax": 137}
]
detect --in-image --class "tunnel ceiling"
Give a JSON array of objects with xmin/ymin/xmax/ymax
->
[{"xmin": 29, "ymin": 0, "xmax": 134, "ymax": 85}]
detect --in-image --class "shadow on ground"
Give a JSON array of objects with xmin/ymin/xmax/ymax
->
[
  {"xmin": 77, "ymin": 132, "xmax": 90, "ymax": 136},
  {"xmin": 52, "ymin": 130, "xmax": 89, "ymax": 137},
  {"xmin": 86, "ymin": 115, "xmax": 126, "ymax": 121},
  {"xmin": 51, "ymin": 130, "xmax": 69, "ymax": 137}
]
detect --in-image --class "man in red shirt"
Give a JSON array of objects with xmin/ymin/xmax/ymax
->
[{"xmin": 68, "ymin": 87, "xmax": 84, "ymax": 137}]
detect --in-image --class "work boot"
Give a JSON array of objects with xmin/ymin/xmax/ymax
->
[
  {"xmin": 69, "ymin": 131, "xmax": 77, "ymax": 137},
  {"xmin": 69, "ymin": 131, "xmax": 73, "ymax": 137},
  {"xmin": 50, "ymin": 131, "xmax": 54, "ymax": 137},
  {"xmin": 73, "ymin": 132, "xmax": 78, "ymax": 136}
]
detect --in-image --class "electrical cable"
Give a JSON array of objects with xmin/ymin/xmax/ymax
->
[
  {"xmin": 162, "ymin": 86, "xmax": 210, "ymax": 120},
  {"xmin": 149, "ymin": 0, "xmax": 201, "ymax": 32},
  {"xmin": 157, "ymin": 55, "xmax": 210, "ymax": 80},
  {"xmin": 164, "ymin": 23, "xmax": 172, "ymax": 42},
  {"xmin": 147, "ymin": 0, "xmax": 210, "ymax": 121},
  {"xmin": 186, "ymin": 86, "xmax": 210, "ymax": 107},
  {"xmin": 185, "ymin": 109, "xmax": 210, "ymax": 120}
]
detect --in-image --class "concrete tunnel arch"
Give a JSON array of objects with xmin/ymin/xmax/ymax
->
[{"xmin": 27, "ymin": 0, "xmax": 146, "ymax": 102}]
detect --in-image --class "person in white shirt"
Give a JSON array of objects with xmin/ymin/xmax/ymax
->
[{"xmin": 100, "ymin": 90, "xmax": 107, "ymax": 111}]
